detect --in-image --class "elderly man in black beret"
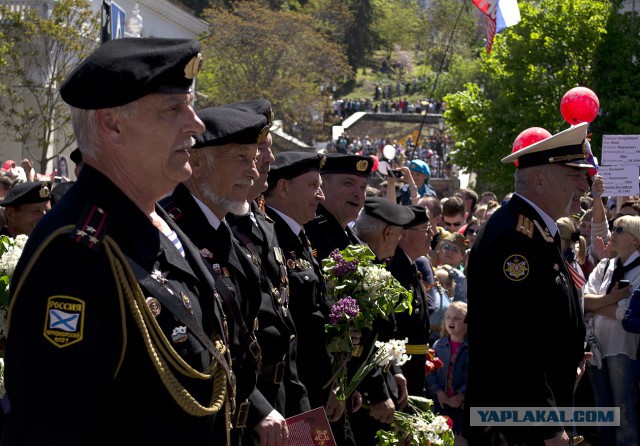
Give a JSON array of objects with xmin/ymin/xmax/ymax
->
[
  {"xmin": 349, "ymin": 196, "xmax": 414, "ymax": 444},
  {"xmin": 2, "ymin": 38, "xmax": 233, "ymax": 445},
  {"xmin": 387, "ymin": 205, "xmax": 433, "ymax": 396},
  {"xmin": 161, "ymin": 105, "xmax": 310, "ymax": 446},
  {"xmin": 223, "ymin": 103, "xmax": 314, "ymax": 437},
  {"xmin": 0, "ymin": 181, "xmax": 51, "ymax": 237},
  {"xmin": 262, "ymin": 152, "xmax": 348, "ymax": 418}
]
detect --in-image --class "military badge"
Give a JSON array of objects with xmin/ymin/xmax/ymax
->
[
  {"xmin": 181, "ymin": 291, "xmax": 193, "ymax": 314},
  {"xmin": 286, "ymin": 259, "xmax": 296, "ymax": 270},
  {"xmin": 356, "ymin": 160, "xmax": 369, "ymax": 172},
  {"xmin": 39, "ymin": 183, "xmax": 50, "ymax": 198},
  {"xmin": 146, "ymin": 297, "xmax": 162, "ymax": 316},
  {"xmin": 151, "ymin": 269, "xmax": 169, "ymax": 284},
  {"xmin": 171, "ymin": 326, "xmax": 188, "ymax": 343},
  {"xmin": 44, "ymin": 296, "xmax": 85, "ymax": 348},
  {"xmin": 183, "ymin": 53, "xmax": 203, "ymax": 79},
  {"xmin": 503, "ymin": 254, "xmax": 529, "ymax": 281},
  {"xmin": 199, "ymin": 248, "xmax": 213, "ymax": 259}
]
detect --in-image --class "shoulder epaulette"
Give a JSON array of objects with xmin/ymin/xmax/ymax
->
[
  {"xmin": 71, "ymin": 204, "xmax": 109, "ymax": 250},
  {"xmin": 515, "ymin": 214, "xmax": 534, "ymax": 238}
]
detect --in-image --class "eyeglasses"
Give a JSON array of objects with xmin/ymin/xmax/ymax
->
[
  {"xmin": 441, "ymin": 244, "xmax": 462, "ymax": 254},
  {"xmin": 465, "ymin": 228, "xmax": 479, "ymax": 236},
  {"xmin": 443, "ymin": 220, "xmax": 463, "ymax": 227},
  {"xmin": 612, "ymin": 226, "xmax": 627, "ymax": 234}
]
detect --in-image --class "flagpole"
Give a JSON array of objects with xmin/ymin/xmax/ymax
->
[{"xmin": 407, "ymin": 0, "xmax": 467, "ymax": 163}]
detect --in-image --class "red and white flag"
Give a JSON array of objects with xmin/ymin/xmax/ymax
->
[{"xmin": 471, "ymin": 0, "xmax": 521, "ymax": 53}]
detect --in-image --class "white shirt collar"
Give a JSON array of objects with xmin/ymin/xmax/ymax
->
[
  {"xmin": 267, "ymin": 206, "xmax": 302, "ymax": 235},
  {"xmin": 191, "ymin": 193, "xmax": 223, "ymax": 230}
]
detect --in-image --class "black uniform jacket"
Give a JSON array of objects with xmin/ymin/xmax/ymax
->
[
  {"xmin": 160, "ymin": 183, "xmax": 266, "ymax": 433},
  {"xmin": 2, "ymin": 166, "xmax": 228, "ymax": 446},
  {"xmin": 388, "ymin": 246, "xmax": 430, "ymax": 396},
  {"xmin": 227, "ymin": 202, "xmax": 311, "ymax": 421},
  {"xmin": 266, "ymin": 206, "xmax": 334, "ymax": 410},
  {"xmin": 465, "ymin": 194, "xmax": 586, "ymax": 445},
  {"xmin": 304, "ymin": 204, "xmax": 362, "ymax": 263}
]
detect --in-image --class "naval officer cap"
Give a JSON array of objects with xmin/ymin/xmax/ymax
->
[
  {"xmin": 268, "ymin": 152, "xmax": 326, "ymax": 188},
  {"xmin": 501, "ymin": 122, "xmax": 594, "ymax": 169},
  {"xmin": 222, "ymin": 100, "xmax": 274, "ymax": 127},
  {"xmin": 404, "ymin": 205, "xmax": 431, "ymax": 229},
  {"xmin": 363, "ymin": 197, "xmax": 414, "ymax": 227},
  {"xmin": 0, "ymin": 181, "xmax": 51, "ymax": 207},
  {"xmin": 321, "ymin": 153, "xmax": 374, "ymax": 177},
  {"xmin": 60, "ymin": 38, "xmax": 203, "ymax": 109},
  {"xmin": 192, "ymin": 107, "xmax": 269, "ymax": 148}
]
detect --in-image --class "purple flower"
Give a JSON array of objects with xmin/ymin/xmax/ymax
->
[
  {"xmin": 332, "ymin": 258, "xmax": 359, "ymax": 278},
  {"xmin": 329, "ymin": 297, "xmax": 360, "ymax": 324}
]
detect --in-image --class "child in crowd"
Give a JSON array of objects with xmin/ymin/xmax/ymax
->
[{"xmin": 426, "ymin": 301, "xmax": 468, "ymax": 445}]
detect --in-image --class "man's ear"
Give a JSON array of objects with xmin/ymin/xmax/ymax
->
[
  {"xmin": 188, "ymin": 149, "xmax": 206, "ymax": 178},
  {"xmin": 96, "ymin": 109, "xmax": 122, "ymax": 147}
]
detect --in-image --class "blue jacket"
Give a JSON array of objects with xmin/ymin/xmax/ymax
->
[{"xmin": 426, "ymin": 335, "xmax": 468, "ymax": 397}]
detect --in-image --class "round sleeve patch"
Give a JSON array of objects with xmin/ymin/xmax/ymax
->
[{"xmin": 503, "ymin": 254, "xmax": 529, "ymax": 281}]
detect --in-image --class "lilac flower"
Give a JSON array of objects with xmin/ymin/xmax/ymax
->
[
  {"xmin": 329, "ymin": 297, "xmax": 360, "ymax": 324},
  {"xmin": 332, "ymin": 258, "xmax": 359, "ymax": 278}
]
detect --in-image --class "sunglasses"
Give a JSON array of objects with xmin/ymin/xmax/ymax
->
[
  {"xmin": 612, "ymin": 226, "xmax": 627, "ymax": 234},
  {"xmin": 441, "ymin": 244, "xmax": 462, "ymax": 254},
  {"xmin": 444, "ymin": 220, "xmax": 463, "ymax": 227},
  {"xmin": 465, "ymin": 228, "xmax": 479, "ymax": 236}
]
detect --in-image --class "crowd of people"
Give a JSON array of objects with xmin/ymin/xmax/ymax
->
[{"xmin": 0, "ymin": 36, "xmax": 637, "ymax": 446}]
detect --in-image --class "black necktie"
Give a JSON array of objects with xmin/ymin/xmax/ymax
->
[{"xmin": 299, "ymin": 229, "xmax": 314, "ymax": 259}]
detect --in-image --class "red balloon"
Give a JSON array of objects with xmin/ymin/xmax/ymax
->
[
  {"xmin": 370, "ymin": 155, "xmax": 379, "ymax": 172},
  {"xmin": 511, "ymin": 127, "xmax": 552, "ymax": 167},
  {"xmin": 560, "ymin": 87, "xmax": 599, "ymax": 125}
]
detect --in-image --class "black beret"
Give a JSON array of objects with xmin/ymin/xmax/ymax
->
[
  {"xmin": 268, "ymin": 152, "xmax": 326, "ymax": 187},
  {"xmin": 222, "ymin": 100, "xmax": 274, "ymax": 126},
  {"xmin": 321, "ymin": 153, "xmax": 373, "ymax": 177},
  {"xmin": 61, "ymin": 38, "xmax": 203, "ymax": 109},
  {"xmin": 363, "ymin": 197, "xmax": 414, "ymax": 226},
  {"xmin": 404, "ymin": 205, "xmax": 430, "ymax": 228},
  {"xmin": 192, "ymin": 107, "xmax": 269, "ymax": 148},
  {"xmin": 70, "ymin": 148, "xmax": 83, "ymax": 165},
  {"xmin": 0, "ymin": 181, "xmax": 51, "ymax": 207}
]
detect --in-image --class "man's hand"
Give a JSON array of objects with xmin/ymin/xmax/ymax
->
[
  {"xmin": 544, "ymin": 430, "xmax": 570, "ymax": 445},
  {"xmin": 394, "ymin": 373, "xmax": 408, "ymax": 408},
  {"xmin": 575, "ymin": 352, "xmax": 593, "ymax": 391},
  {"xmin": 351, "ymin": 390, "xmax": 363, "ymax": 413},
  {"xmin": 369, "ymin": 398, "xmax": 395, "ymax": 424},
  {"xmin": 447, "ymin": 393, "xmax": 464, "ymax": 409},
  {"xmin": 255, "ymin": 409, "xmax": 289, "ymax": 446},
  {"xmin": 325, "ymin": 387, "xmax": 346, "ymax": 422}
]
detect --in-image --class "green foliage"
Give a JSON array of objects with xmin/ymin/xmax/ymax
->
[
  {"xmin": 444, "ymin": 0, "xmax": 612, "ymax": 195},
  {"xmin": 199, "ymin": 1, "xmax": 352, "ymax": 126},
  {"xmin": 372, "ymin": 0, "xmax": 424, "ymax": 57},
  {"xmin": 591, "ymin": 1, "xmax": 640, "ymax": 149},
  {"xmin": 0, "ymin": 0, "xmax": 99, "ymax": 173}
]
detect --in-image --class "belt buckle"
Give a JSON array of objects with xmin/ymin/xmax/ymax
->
[
  {"xmin": 274, "ymin": 361, "xmax": 286, "ymax": 384},
  {"xmin": 235, "ymin": 400, "xmax": 250, "ymax": 428}
]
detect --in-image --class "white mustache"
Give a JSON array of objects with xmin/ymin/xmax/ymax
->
[{"xmin": 236, "ymin": 179, "xmax": 254, "ymax": 187}]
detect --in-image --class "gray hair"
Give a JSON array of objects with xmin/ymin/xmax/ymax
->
[
  {"xmin": 354, "ymin": 212, "xmax": 389, "ymax": 240},
  {"xmin": 70, "ymin": 101, "xmax": 138, "ymax": 162}
]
